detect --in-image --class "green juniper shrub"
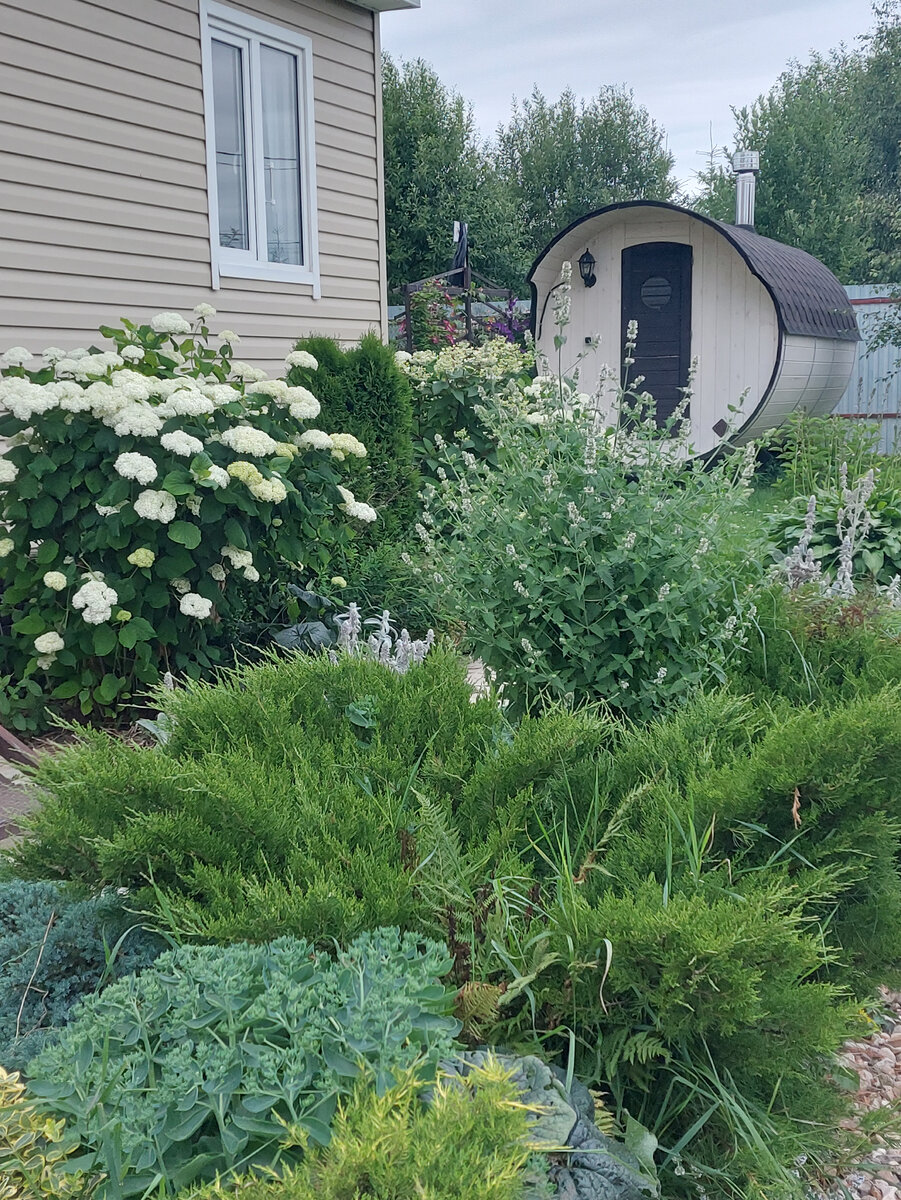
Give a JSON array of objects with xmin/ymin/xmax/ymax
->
[
  {"xmin": 24, "ymin": 930, "xmax": 459, "ymax": 1198},
  {"xmin": 0, "ymin": 880, "xmax": 164, "ymax": 1072},
  {"xmin": 534, "ymin": 877, "xmax": 862, "ymax": 1197},
  {"xmin": 287, "ymin": 335, "xmax": 419, "ymax": 541},
  {"xmin": 7, "ymin": 650, "xmax": 503, "ymax": 943}
]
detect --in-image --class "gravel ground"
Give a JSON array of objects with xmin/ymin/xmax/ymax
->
[{"xmin": 826, "ymin": 991, "xmax": 901, "ymax": 1199}]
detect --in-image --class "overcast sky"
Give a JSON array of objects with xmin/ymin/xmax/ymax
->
[{"xmin": 380, "ymin": 0, "xmax": 876, "ymax": 191}]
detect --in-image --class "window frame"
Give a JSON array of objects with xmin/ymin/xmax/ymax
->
[{"xmin": 199, "ymin": 0, "xmax": 321, "ymax": 296}]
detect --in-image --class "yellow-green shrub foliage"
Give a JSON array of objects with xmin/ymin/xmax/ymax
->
[
  {"xmin": 181, "ymin": 1057, "xmax": 534, "ymax": 1200},
  {"xmin": 0, "ymin": 1067, "xmax": 97, "ymax": 1199}
]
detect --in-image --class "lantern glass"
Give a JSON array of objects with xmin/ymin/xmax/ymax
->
[{"xmin": 578, "ymin": 249, "xmax": 596, "ymax": 287}]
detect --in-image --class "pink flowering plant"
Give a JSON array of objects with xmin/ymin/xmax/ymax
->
[{"xmin": 0, "ymin": 309, "xmax": 377, "ymax": 729}]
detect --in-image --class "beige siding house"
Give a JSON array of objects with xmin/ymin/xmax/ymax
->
[{"xmin": 0, "ymin": 0, "xmax": 417, "ymax": 372}]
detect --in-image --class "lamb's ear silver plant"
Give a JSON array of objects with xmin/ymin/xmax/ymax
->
[
  {"xmin": 783, "ymin": 495, "xmax": 823, "ymax": 590},
  {"xmin": 333, "ymin": 602, "xmax": 434, "ymax": 675},
  {"xmin": 828, "ymin": 464, "xmax": 876, "ymax": 598}
]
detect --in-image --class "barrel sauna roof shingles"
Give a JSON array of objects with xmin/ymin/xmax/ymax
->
[{"xmin": 717, "ymin": 221, "xmax": 859, "ymax": 342}]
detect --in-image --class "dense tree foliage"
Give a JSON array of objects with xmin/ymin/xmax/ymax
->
[
  {"xmin": 381, "ymin": 57, "xmax": 525, "ymax": 294},
  {"xmin": 694, "ymin": 1, "xmax": 901, "ymax": 283},
  {"xmin": 495, "ymin": 85, "xmax": 676, "ymax": 259},
  {"xmin": 382, "ymin": 64, "xmax": 676, "ymax": 294}
]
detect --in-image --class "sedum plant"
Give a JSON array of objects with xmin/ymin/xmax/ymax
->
[
  {"xmin": 25, "ymin": 929, "xmax": 459, "ymax": 1198},
  {"xmin": 0, "ymin": 311, "xmax": 376, "ymax": 729}
]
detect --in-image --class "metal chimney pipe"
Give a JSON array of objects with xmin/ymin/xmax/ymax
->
[{"xmin": 732, "ymin": 150, "xmax": 760, "ymax": 230}]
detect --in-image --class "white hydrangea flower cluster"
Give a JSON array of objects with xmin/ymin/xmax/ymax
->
[
  {"xmin": 295, "ymin": 429, "xmax": 334, "ymax": 452},
  {"xmin": 73, "ymin": 578, "xmax": 118, "ymax": 624},
  {"xmin": 114, "ymin": 452, "xmax": 157, "ymax": 484},
  {"xmin": 221, "ymin": 544, "xmax": 253, "ymax": 569},
  {"xmin": 34, "ymin": 631, "xmax": 64, "ymax": 655},
  {"xmin": 0, "ymin": 537, "xmax": 13, "ymax": 558},
  {"xmin": 150, "ymin": 312, "xmax": 192, "ymax": 336},
  {"xmin": 133, "ymin": 489, "xmax": 177, "ymax": 523},
  {"xmin": 0, "ymin": 458, "xmax": 18, "ymax": 484},
  {"xmin": 179, "ymin": 592, "xmax": 213, "ymax": 618},
  {"xmin": 329, "ymin": 433, "xmax": 367, "ymax": 461},
  {"xmin": 160, "ymin": 430, "xmax": 204, "ymax": 458},
  {"xmin": 219, "ymin": 426, "xmax": 280, "ymax": 457},
  {"xmin": 230, "ymin": 360, "xmax": 268, "ymax": 384},
  {"xmin": 337, "ymin": 485, "xmax": 377, "ymax": 524},
  {"xmin": 43, "ymin": 571, "xmax": 67, "ymax": 591},
  {"xmin": 0, "ymin": 347, "xmax": 33, "ymax": 369},
  {"xmin": 285, "ymin": 349, "xmax": 319, "ymax": 371},
  {"xmin": 402, "ymin": 340, "xmax": 532, "ymax": 390}
]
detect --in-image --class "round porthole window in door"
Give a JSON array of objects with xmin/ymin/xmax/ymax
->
[{"xmin": 641, "ymin": 276, "xmax": 672, "ymax": 309}]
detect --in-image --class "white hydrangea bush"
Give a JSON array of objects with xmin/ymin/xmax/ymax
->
[
  {"xmin": 0, "ymin": 310, "xmax": 376, "ymax": 727},
  {"xmin": 397, "ymin": 337, "xmax": 534, "ymax": 466}
]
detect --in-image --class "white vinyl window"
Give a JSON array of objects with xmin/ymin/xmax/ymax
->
[{"xmin": 200, "ymin": 0, "xmax": 320, "ymax": 295}]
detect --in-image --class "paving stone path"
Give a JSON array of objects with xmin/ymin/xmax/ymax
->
[{"xmin": 0, "ymin": 758, "xmax": 36, "ymax": 850}]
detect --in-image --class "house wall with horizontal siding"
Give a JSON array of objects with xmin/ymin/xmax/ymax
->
[{"xmin": 0, "ymin": 0, "xmax": 386, "ymax": 373}]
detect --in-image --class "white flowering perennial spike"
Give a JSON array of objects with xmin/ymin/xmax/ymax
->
[
  {"xmin": 179, "ymin": 592, "xmax": 213, "ymax": 618},
  {"xmin": 114, "ymin": 452, "xmax": 158, "ymax": 485},
  {"xmin": 285, "ymin": 349, "xmax": 319, "ymax": 371},
  {"xmin": 72, "ymin": 579, "xmax": 118, "ymax": 625},
  {"xmin": 150, "ymin": 312, "xmax": 192, "ymax": 336},
  {"xmin": 160, "ymin": 430, "xmax": 204, "ymax": 458},
  {"xmin": 133, "ymin": 489, "xmax": 178, "ymax": 523}
]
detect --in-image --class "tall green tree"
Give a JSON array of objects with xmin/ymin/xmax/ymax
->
[
  {"xmin": 694, "ymin": 3, "xmax": 901, "ymax": 283},
  {"xmin": 495, "ymin": 85, "xmax": 676, "ymax": 262},
  {"xmin": 381, "ymin": 56, "xmax": 525, "ymax": 294}
]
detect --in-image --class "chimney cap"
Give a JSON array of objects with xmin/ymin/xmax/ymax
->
[{"xmin": 732, "ymin": 150, "xmax": 760, "ymax": 173}]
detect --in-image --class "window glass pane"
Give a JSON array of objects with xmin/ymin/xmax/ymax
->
[
  {"xmin": 260, "ymin": 46, "xmax": 303, "ymax": 265},
  {"xmin": 212, "ymin": 39, "xmax": 249, "ymax": 251}
]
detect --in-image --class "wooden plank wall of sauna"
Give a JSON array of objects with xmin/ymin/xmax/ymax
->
[
  {"xmin": 0, "ymin": 0, "xmax": 386, "ymax": 373},
  {"xmin": 533, "ymin": 208, "xmax": 780, "ymax": 457}
]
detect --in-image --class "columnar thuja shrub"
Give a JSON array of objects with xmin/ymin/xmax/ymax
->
[{"xmin": 0, "ymin": 310, "xmax": 376, "ymax": 726}]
